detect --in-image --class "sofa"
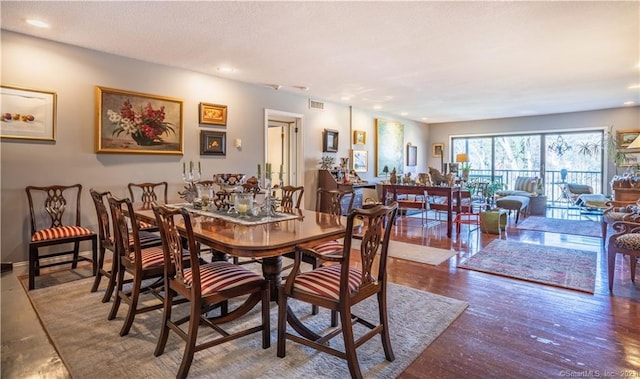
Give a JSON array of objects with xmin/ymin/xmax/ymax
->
[{"xmin": 495, "ymin": 176, "xmax": 541, "ymax": 198}]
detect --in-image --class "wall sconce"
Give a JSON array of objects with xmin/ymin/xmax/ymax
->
[{"xmin": 234, "ymin": 138, "xmax": 242, "ymax": 148}]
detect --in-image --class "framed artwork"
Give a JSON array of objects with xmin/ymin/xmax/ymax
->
[
  {"xmin": 323, "ymin": 129, "xmax": 339, "ymax": 152},
  {"xmin": 1, "ymin": 85, "xmax": 56, "ymax": 141},
  {"xmin": 432, "ymin": 143, "xmax": 444, "ymax": 158},
  {"xmin": 375, "ymin": 118, "xmax": 404, "ymax": 176},
  {"xmin": 95, "ymin": 86, "xmax": 183, "ymax": 155},
  {"xmin": 407, "ymin": 144, "xmax": 417, "ymax": 166},
  {"xmin": 199, "ymin": 102, "xmax": 227, "ymax": 126},
  {"xmin": 200, "ymin": 130, "xmax": 226, "ymax": 155},
  {"xmin": 352, "ymin": 149, "xmax": 368, "ymax": 172},
  {"xmin": 353, "ymin": 130, "xmax": 366, "ymax": 145},
  {"xmin": 617, "ymin": 129, "xmax": 640, "ymax": 148}
]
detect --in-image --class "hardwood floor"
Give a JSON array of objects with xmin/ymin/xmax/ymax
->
[
  {"xmin": 4, "ymin": 206, "xmax": 639, "ymax": 378},
  {"xmin": 391, "ymin": 209, "xmax": 640, "ymax": 378}
]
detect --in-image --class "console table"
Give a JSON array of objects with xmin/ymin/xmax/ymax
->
[{"xmin": 381, "ymin": 184, "xmax": 461, "ymax": 238}]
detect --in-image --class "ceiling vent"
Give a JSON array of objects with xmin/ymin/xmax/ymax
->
[{"xmin": 309, "ymin": 99, "xmax": 324, "ymax": 110}]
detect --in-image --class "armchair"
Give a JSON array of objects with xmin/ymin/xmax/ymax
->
[{"xmin": 607, "ymin": 219, "xmax": 640, "ymax": 293}]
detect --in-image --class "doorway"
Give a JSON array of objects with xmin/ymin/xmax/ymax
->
[{"xmin": 263, "ymin": 109, "xmax": 304, "ymax": 187}]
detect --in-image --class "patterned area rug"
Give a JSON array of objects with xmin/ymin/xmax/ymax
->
[
  {"xmin": 516, "ymin": 216, "xmax": 602, "ymax": 238},
  {"xmin": 26, "ymin": 276, "xmax": 467, "ymax": 378},
  {"xmin": 458, "ymin": 240, "xmax": 597, "ymax": 293}
]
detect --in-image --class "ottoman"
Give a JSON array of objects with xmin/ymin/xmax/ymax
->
[
  {"xmin": 496, "ymin": 195, "xmax": 530, "ymax": 224},
  {"xmin": 480, "ymin": 209, "xmax": 508, "ymax": 235}
]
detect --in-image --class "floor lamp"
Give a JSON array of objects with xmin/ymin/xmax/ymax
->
[{"xmin": 456, "ymin": 153, "xmax": 469, "ymax": 181}]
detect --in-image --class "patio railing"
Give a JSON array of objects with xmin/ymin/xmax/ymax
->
[{"xmin": 467, "ymin": 169, "xmax": 603, "ymax": 205}]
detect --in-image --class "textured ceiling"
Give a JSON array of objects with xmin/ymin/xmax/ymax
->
[{"xmin": 1, "ymin": 1, "xmax": 639, "ymax": 123}]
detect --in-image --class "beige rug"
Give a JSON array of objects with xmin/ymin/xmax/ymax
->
[
  {"xmin": 351, "ymin": 239, "xmax": 457, "ymax": 266},
  {"xmin": 27, "ymin": 276, "xmax": 467, "ymax": 378}
]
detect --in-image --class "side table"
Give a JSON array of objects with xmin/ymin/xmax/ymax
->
[
  {"xmin": 529, "ymin": 195, "xmax": 548, "ymax": 216},
  {"xmin": 480, "ymin": 209, "xmax": 508, "ymax": 236}
]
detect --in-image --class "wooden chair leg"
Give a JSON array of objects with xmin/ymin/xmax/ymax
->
[
  {"xmin": 377, "ymin": 291, "xmax": 395, "ymax": 362},
  {"xmin": 101, "ymin": 255, "xmax": 117, "ymax": 303},
  {"xmin": 177, "ymin": 299, "xmax": 200, "ymax": 379},
  {"xmin": 631, "ymin": 254, "xmax": 637, "ymax": 283},
  {"xmin": 91, "ymin": 246, "xmax": 107, "ymax": 293},
  {"xmin": 91, "ymin": 238, "xmax": 98, "ymax": 276},
  {"xmin": 107, "ymin": 262, "xmax": 125, "ymax": 320},
  {"xmin": 608, "ymin": 250, "xmax": 616, "ymax": 293},
  {"xmin": 119, "ymin": 275, "xmax": 142, "ymax": 336},
  {"xmin": 340, "ymin": 308, "xmax": 362, "ymax": 379},
  {"xmin": 154, "ymin": 289, "xmax": 173, "ymax": 357},
  {"xmin": 71, "ymin": 241, "xmax": 80, "ymax": 269},
  {"xmin": 28, "ymin": 246, "xmax": 37, "ymax": 290}
]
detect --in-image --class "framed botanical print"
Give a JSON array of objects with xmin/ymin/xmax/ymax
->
[
  {"xmin": 432, "ymin": 143, "xmax": 444, "ymax": 158},
  {"xmin": 352, "ymin": 149, "xmax": 368, "ymax": 172},
  {"xmin": 95, "ymin": 86, "xmax": 183, "ymax": 155},
  {"xmin": 353, "ymin": 130, "xmax": 366, "ymax": 145}
]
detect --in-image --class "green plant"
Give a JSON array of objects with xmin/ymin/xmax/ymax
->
[{"xmin": 486, "ymin": 180, "xmax": 507, "ymax": 199}]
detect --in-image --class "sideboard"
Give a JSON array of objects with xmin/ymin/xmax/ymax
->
[{"xmin": 317, "ymin": 170, "xmax": 374, "ymax": 215}]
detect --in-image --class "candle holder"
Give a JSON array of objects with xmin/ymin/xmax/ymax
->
[
  {"xmin": 260, "ymin": 177, "xmax": 278, "ymax": 218},
  {"xmin": 179, "ymin": 169, "xmax": 201, "ymax": 203}
]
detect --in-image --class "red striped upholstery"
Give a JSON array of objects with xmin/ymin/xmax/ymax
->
[
  {"xmin": 32, "ymin": 226, "xmax": 94, "ymax": 242},
  {"xmin": 129, "ymin": 246, "xmax": 165, "ymax": 269},
  {"xmin": 183, "ymin": 261, "xmax": 264, "ymax": 296},
  {"xmin": 139, "ymin": 221, "xmax": 156, "ymax": 230},
  {"xmin": 309, "ymin": 240, "xmax": 344, "ymax": 256},
  {"xmin": 109, "ymin": 231, "xmax": 159, "ymax": 247},
  {"xmin": 292, "ymin": 264, "xmax": 366, "ymax": 300}
]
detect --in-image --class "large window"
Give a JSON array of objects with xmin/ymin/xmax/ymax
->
[{"xmin": 452, "ymin": 130, "xmax": 603, "ymax": 204}]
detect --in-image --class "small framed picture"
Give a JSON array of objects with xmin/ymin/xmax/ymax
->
[
  {"xmin": 199, "ymin": 102, "xmax": 227, "ymax": 126},
  {"xmin": 407, "ymin": 144, "xmax": 417, "ymax": 166},
  {"xmin": 432, "ymin": 143, "xmax": 444, "ymax": 158},
  {"xmin": 323, "ymin": 129, "xmax": 339, "ymax": 152},
  {"xmin": 1, "ymin": 85, "xmax": 57, "ymax": 141},
  {"xmin": 352, "ymin": 149, "xmax": 368, "ymax": 172},
  {"xmin": 200, "ymin": 130, "xmax": 226, "ymax": 155},
  {"xmin": 617, "ymin": 129, "xmax": 640, "ymax": 148},
  {"xmin": 353, "ymin": 130, "xmax": 366, "ymax": 145}
]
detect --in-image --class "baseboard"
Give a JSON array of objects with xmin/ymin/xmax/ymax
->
[{"xmin": 1, "ymin": 262, "xmax": 13, "ymax": 272}]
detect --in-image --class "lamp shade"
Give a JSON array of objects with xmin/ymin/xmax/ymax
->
[
  {"xmin": 628, "ymin": 135, "xmax": 640, "ymax": 149},
  {"xmin": 455, "ymin": 153, "xmax": 469, "ymax": 163}
]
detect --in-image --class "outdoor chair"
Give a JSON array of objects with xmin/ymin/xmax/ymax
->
[
  {"xmin": 277, "ymin": 203, "xmax": 398, "ymax": 379},
  {"xmin": 153, "ymin": 204, "xmax": 270, "ymax": 379},
  {"xmin": 25, "ymin": 184, "xmax": 97, "ymax": 290}
]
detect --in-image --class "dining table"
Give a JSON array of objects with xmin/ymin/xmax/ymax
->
[{"xmin": 133, "ymin": 203, "xmax": 347, "ymax": 301}]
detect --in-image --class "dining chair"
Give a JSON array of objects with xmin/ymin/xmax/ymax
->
[
  {"xmin": 127, "ymin": 181, "xmax": 168, "ymax": 231},
  {"xmin": 152, "ymin": 204, "xmax": 270, "ymax": 379},
  {"xmin": 277, "ymin": 203, "xmax": 398, "ymax": 379},
  {"xmin": 279, "ymin": 185, "xmax": 304, "ymax": 210},
  {"xmin": 107, "ymin": 195, "xmax": 168, "ymax": 336},
  {"xmin": 607, "ymin": 219, "xmax": 640, "ymax": 293},
  {"xmin": 89, "ymin": 189, "xmax": 162, "ymax": 302},
  {"xmin": 25, "ymin": 184, "xmax": 97, "ymax": 290}
]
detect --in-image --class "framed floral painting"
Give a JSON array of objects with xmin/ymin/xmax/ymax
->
[{"xmin": 95, "ymin": 86, "xmax": 183, "ymax": 154}]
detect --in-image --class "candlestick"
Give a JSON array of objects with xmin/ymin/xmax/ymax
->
[
  {"xmin": 183, "ymin": 162, "xmax": 185, "ymax": 175},
  {"xmin": 190, "ymin": 160, "xmax": 194, "ymax": 172},
  {"xmin": 198, "ymin": 161, "xmax": 201, "ymax": 175},
  {"xmin": 257, "ymin": 164, "xmax": 261, "ymax": 178}
]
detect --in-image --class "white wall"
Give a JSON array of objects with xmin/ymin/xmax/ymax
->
[{"xmin": 1, "ymin": 31, "xmax": 428, "ymax": 263}]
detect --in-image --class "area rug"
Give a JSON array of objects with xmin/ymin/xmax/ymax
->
[
  {"xmin": 458, "ymin": 240, "xmax": 597, "ymax": 293},
  {"xmin": 27, "ymin": 277, "xmax": 467, "ymax": 379},
  {"xmin": 351, "ymin": 239, "xmax": 457, "ymax": 266},
  {"xmin": 516, "ymin": 216, "xmax": 602, "ymax": 238}
]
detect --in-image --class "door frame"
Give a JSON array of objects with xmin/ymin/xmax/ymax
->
[{"xmin": 263, "ymin": 109, "xmax": 304, "ymax": 187}]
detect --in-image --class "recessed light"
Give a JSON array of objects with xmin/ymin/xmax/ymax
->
[
  {"xmin": 373, "ymin": 105, "xmax": 382, "ymax": 110},
  {"xmin": 340, "ymin": 96, "xmax": 351, "ymax": 101},
  {"xmin": 421, "ymin": 117, "xmax": 428, "ymax": 121},
  {"xmin": 216, "ymin": 66, "xmax": 235, "ymax": 73},
  {"xmin": 401, "ymin": 112, "xmax": 408, "ymax": 116},
  {"xmin": 629, "ymin": 84, "xmax": 640, "ymax": 89},
  {"xmin": 26, "ymin": 19, "xmax": 49, "ymax": 28},
  {"xmin": 624, "ymin": 101, "xmax": 635, "ymax": 106}
]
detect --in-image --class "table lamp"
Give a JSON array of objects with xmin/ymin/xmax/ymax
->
[{"xmin": 456, "ymin": 154, "xmax": 469, "ymax": 181}]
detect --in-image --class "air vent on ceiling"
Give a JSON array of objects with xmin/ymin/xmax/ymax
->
[{"xmin": 309, "ymin": 99, "xmax": 324, "ymax": 110}]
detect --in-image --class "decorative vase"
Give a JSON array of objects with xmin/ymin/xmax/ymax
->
[{"xmin": 131, "ymin": 132, "xmax": 155, "ymax": 146}]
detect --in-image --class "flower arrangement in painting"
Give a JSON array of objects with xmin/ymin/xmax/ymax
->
[{"xmin": 108, "ymin": 99, "xmax": 175, "ymax": 145}]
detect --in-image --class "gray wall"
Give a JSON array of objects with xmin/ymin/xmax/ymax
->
[
  {"xmin": 1, "ymin": 31, "xmax": 428, "ymax": 263},
  {"xmin": 428, "ymin": 107, "xmax": 640, "ymax": 188}
]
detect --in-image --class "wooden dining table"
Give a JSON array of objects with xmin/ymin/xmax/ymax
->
[{"xmin": 134, "ymin": 205, "xmax": 347, "ymax": 300}]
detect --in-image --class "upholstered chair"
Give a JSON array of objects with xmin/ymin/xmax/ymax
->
[
  {"xmin": 277, "ymin": 203, "xmax": 398, "ymax": 379},
  {"xmin": 607, "ymin": 219, "xmax": 640, "ymax": 293},
  {"xmin": 25, "ymin": 184, "xmax": 97, "ymax": 290},
  {"xmin": 602, "ymin": 200, "xmax": 638, "ymax": 244}
]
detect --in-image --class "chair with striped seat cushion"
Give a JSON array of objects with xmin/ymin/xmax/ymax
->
[
  {"xmin": 26, "ymin": 184, "xmax": 98, "ymax": 290},
  {"xmin": 107, "ymin": 195, "xmax": 174, "ymax": 337},
  {"xmin": 127, "ymin": 181, "xmax": 168, "ymax": 232},
  {"xmin": 277, "ymin": 203, "xmax": 398, "ymax": 379},
  {"xmin": 153, "ymin": 204, "xmax": 270, "ymax": 379},
  {"xmin": 89, "ymin": 189, "xmax": 162, "ymax": 302}
]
